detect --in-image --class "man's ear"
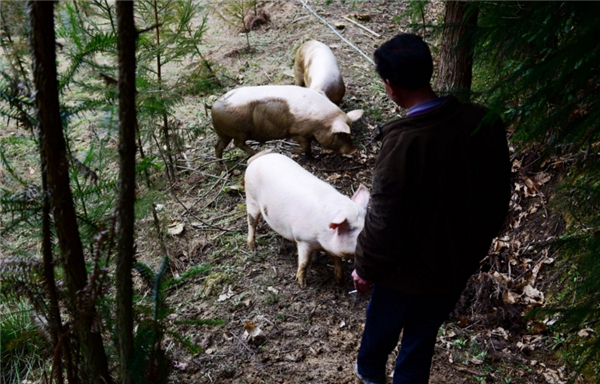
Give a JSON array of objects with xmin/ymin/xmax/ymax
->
[{"xmin": 384, "ymin": 79, "xmax": 397, "ymax": 97}]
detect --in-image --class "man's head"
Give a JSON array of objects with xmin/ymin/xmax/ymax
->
[{"xmin": 374, "ymin": 34, "xmax": 433, "ymax": 90}]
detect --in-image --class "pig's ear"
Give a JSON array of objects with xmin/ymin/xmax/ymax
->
[
  {"xmin": 346, "ymin": 109, "xmax": 364, "ymax": 122},
  {"xmin": 331, "ymin": 120, "xmax": 351, "ymax": 134},
  {"xmin": 352, "ymin": 184, "xmax": 370, "ymax": 209},
  {"xmin": 329, "ymin": 217, "xmax": 349, "ymax": 231}
]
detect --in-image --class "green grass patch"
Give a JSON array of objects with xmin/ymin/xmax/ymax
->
[{"xmin": 0, "ymin": 297, "xmax": 47, "ymax": 384}]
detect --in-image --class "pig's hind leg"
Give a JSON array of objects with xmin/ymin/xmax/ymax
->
[
  {"xmin": 295, "ymin": 241, "xmax": 313, "ymax": 288},
  {"xmin": 215, "ymin": 134, "xmax": 233, "ymax": 159},
  {"xmin": 233, "ymin": 138, "xmax": 258, "ymax": 157},
  {"xmin": 246, "ymin": 201, "xmax": 262, "ymax": 250},
  {"xmin": 293, "ymin": 61, "xmax": 305, "ymax": 87}
]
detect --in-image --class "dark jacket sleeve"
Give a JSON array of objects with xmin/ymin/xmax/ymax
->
[{"xmin": 355, "ymin": 131, "xmax": 416, "ymax": 281}]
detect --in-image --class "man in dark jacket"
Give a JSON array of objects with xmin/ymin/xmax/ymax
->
[{"xmin": 352, "ymin": 34, "xmax": 511, "ymax": 384}]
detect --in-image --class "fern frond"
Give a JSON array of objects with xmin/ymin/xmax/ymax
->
[
  {"xmin": 0, "ymin": 256, "xmax": 43, "ymax": 274},
  {"xmin": 0, "ymin": 76, "xmax": 36, "ymax": 126},
  {"xmin": 0, "ymin": 215, "xmax": 39, "ymax": 237},
  {"xmin": 58, "ymin": 32, "xmax": 118, "ymax": 92},
  {"xmin": 165, "ymin": 329, "xmax": 202, "ymax": 355},
  {"xmin": 164, "ymin": 264, "xmax": 210, "ymax": 290},
  {"xmin": 0, "ymin": 147, "xmax": 29, "ymax": 187},
  {"xmin": 131, "ymin": 320, "xmax": 156, "ymax": 383},
  {"xmin": 71, "ymin": 180, "xmax": 117, "ymax": 199},
  {"xmin": 55, "ymin": 2, "xmax": 84, "ymax": 49},
  {"xmin": 63, "ymin": 96, "xmax": 116, "ymax": 120},
  {"xmin": 0, "ymin": 185, "xmax": 42, "ymax": 236},
  {"xmin": 0, "ymin": 257, "xmax": 44, "ymax": 298},
  {"xmin": 174, "ymin": 318, "xmax": 225, "ymax": 327},
  {"xmin": 134, "ymin": 262, "xmax": 156, "ymax": 288},
  {"xmin": 0, "ymin": 197, "xmax": 42, "ymax": 214},
  {"xmin": 152, "ymin": 256, "xmax": 169, "ymax": 322},
  {"xmin": 0, "ymin": 104, "xmax": 22, "ymax": 120}
]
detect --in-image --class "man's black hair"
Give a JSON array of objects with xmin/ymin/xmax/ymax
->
[{"xmin": 374, "ymin": 33, "xmax": 433, "ymax": 90}]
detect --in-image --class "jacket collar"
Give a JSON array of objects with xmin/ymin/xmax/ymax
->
[{"xmin": 375, "ymin": 95, "xmax": 460, "ymax": 141}]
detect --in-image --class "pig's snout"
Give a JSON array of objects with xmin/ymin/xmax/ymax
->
[{"xmin": 339, "ymin": 143, "xmax": 357, "ymax": 156}]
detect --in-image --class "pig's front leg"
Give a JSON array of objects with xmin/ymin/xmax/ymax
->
[
  {"xmin": 291, "ymin": 135, "xmax": 312, "ymax": 157},
  {"xmin": 295, "ymin": 241, "xmax": 313, "ymax": 288},
  {"xmin": 328, "ymin": 254, "xmax": 344, "ymax": 285},
  {"xmin": 246, "ymin": 205, "xmax": 262, "ymax": 250}
]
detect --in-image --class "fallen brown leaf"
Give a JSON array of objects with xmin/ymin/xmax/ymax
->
[
  {"xmin": 534, "ymin": 172, "xmax": 552, "ymax": 186},
  {"xmin": 244, "ymin": 321, "xmax": 256, "ymax": 333}
]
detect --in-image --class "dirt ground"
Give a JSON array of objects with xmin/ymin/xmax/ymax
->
[{"xmin": 135, "ymin": 1, "xmax": 572, "ymax": 383}]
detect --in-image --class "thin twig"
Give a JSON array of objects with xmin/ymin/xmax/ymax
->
[
  {"xmin": 292, "ymin": 15, "xmax": 309, "ymax": 23},
  {"xmin": 256, "ymin": 315, "xmax": 279, "ymax": 329},
  {"xmin": 187, "ymin": 171, "xmax": 229, "ymax": 211},
  {"xmin": 181, "ymin": 151, "xmax": 191, "ymax": 169},
  {"xmin": 197, "ymin": 156, "xmax": 247, "ymax": 211},
  {"xmin": 137, "ymin": 22, "xmax": 163, "ymax": 35},
  {"xmin": 298, "ymin": 0, "xmax": 375, "ymax": 66},
  {"xmin": 175, "ymin": 154, "xmax": 216, "ymax": 162},
  {"xmin": 319, "ymin": 165, "xmax": 366, "ymax": 172},
  {"xmin": 170, "ymin": 189, "xmax": 232, "ymax": 232},
  {"xmin": 221, "ymin": 213, "xmax": 246, "ymax": 228},
  {"xmin": 152, "ymin": 132, "xmax": 173, "ymax": 181},
  {"xmin": 211, "ymin": 209, "xmax": 243, "ymax": 223},
  {"xmin": 273, "ymin": 139, "xmax": 300, "ymax": 148},
  {"xmin": 199, "ymin": 178, "xmax": 229, "ymax": 211},
  {"xmin": 165, "ymin": 275, "xmax": 208, "ymax": 295},
  {"xmin": 231, "ymin": 331, "xmax": 256, "ymax": 356},
  {"xmin": 175, "ymin": 165, "xmax": 231, "ymax": 182},
  {"xmin": 513, "ymin": 247, "xmax": 558, "ymax": 283},
  {"xmin": 456, "ymin": 367, "xmax": 484, "ymax": 377},
  {"xmin": 341, "ymin": 15, "xmax": 381, "ymax": 38},
  {"xmin": 192, "ymin": 354, "xmax": 228, "ymax": 362}
]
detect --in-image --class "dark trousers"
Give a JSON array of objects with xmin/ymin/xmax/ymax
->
[{"xmin": 356, "ymin": 284, "xmax": 463, "ymax": 384}]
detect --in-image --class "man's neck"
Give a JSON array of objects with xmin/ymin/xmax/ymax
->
[{"xmin": 398, "ymin": 86, "xmax": 438, "ymax": 110}]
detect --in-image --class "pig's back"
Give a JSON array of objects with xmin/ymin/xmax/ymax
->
[
  {"xmin": 245, "ymin": 153, "xmax": 348, "ymax": 240},
  {"xmin": 217, "ymin": 86, "xmax": 340, "ymax": 121},
  {"xmin": 301, "ymin": 42, "xmax": 344, "ymax": 102},
  {"xmin": 246, "ymin": 153, "xmax": 337, "ymax": 199}
]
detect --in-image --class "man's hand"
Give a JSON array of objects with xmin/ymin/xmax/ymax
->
[{"xmin": 352, "ymin": 269, "xmax": 373, "ymax": 294}]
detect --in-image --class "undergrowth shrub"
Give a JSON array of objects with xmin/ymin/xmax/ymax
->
[
  {"xmin": 0, "ymin": 297, "xmax": 47, "ymax": 384},
  {"xmin": 1, "ymin": 0, "xmax": 221, "ymax": 382}
]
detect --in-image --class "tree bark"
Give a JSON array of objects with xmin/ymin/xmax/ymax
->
[
  {"xmin": 28, "ymin": 2, "xmax": 112, "ymax": 384},
  {"xmin": 41, "ymin": 170, "xmax": 64, "ymax": 384},
  {"xmin": 435, "ymin": 1, "xmax": 478, "ymax": 101},
  {"xmin": 115, "ymin": 2, "xmax": 137, "ymax": 384}
]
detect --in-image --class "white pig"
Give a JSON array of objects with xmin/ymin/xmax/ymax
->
[
  {"xmin": 210, "ymin": 85, "xmax": 363, "ymax": 159},
  {"xmin": 294, "ymin": 40, "xmax": 346, "ymax": 104},
  {"xmin": 245, "ymin": 151, "xmax": 370, "ymax": 287}
]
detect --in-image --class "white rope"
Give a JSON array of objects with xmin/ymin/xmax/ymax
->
[{"xmin": 298, "ymin": 0, "xmax": 376, "ymax": 66}]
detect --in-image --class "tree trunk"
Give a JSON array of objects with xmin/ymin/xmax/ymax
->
[
  {"xmin": 28, "ymin": 2, "xmax": 112, "ymax": 384},
  {"xmin": 435, "ymin": 1, "xmax": 478, "ymax": 101},
  {"xmin": 115, "ymin": 2, "xmax": 137, "ymax": 384},
  {"xmin": 41, "ymin": 169, "xmax": 64, "ymax": 384}
]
